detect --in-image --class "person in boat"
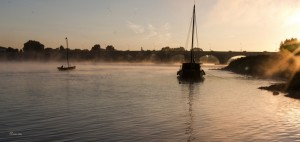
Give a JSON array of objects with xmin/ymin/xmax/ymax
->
[{"xmin": 61, "ymin": 65, "xmax": 63, "ymax": 68}]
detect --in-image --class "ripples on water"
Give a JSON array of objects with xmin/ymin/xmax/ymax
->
[{"xmin": 1, "ymin": 63, "xmax": 300, "ymax": 141}]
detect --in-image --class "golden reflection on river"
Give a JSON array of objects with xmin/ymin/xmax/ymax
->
[{"xmin": 1, "ymin": 63, "xmax": 300, "ymax": 141}]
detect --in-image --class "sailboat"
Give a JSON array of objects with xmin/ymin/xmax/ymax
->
[
  {"xmin": 57, "ymin": 37, "xmax": 76, "ymax": 71},
  {"xmin": 177, "ymin": 4, "xmax": 205, "ymax": 80}
]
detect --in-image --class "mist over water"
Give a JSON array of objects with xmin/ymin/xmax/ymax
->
[{"xmin": 1, "ymin": 63, "xmax": 300, "ymax": 141}]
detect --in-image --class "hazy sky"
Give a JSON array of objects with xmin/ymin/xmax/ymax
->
[{"xmin": 1, "ymin": 0, "xmax": 300, "ymax": 51}]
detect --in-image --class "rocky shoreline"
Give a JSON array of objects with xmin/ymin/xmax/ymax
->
[{"xmin": 258, "ymin": 83, "xmax": 285, "ymax": 94}]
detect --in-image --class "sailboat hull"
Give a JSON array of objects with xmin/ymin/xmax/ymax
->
[
  {"xmin": 57, "ymin": 66, "xmax": 76, "ymax": 71},
  {"xmin": 177, "ymin": 63, "xmax": 205, "ymax": 81}
]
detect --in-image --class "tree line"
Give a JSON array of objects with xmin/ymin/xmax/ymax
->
[
  {"xmin": 1, "ymin": 38, "xmax": 298, "ymax": 62},
  {"xmin": 280, "ymin": 38, "xmax": 300, "ymax": 54},
  {"xmin": 0, "ymin": 40, "xmax": 197, "ymax": 62}
]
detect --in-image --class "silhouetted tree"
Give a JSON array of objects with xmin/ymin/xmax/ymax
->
[
  {"xmin": 161, "ymin": 46, "xmax": 171, "ymax": 51},
  {"xmin": 0, "ymin": 46, "xmax": 6, "ymax": 52},
  {"xmin": 106, "ymin": 45, "xmax": 115, "ymax": 51},
  {"xmin": 280, "ymin": 38, "xmax": 300, "ymax": 53},
  {"xmin": 45, "ymin": 47, "xmax": 53, "ymax": 52},
  {"xmin": 161, "ymin": 46, "xmax": 186, "ymax": 52},
  {"xmin": 59, "ymin": 45, "xmax": 65, "ymax": 51},
  {"xmin": 193, "ymin": 47, "xmax": 203, "ymax": 51},
  {"xmin": 91, "ymin": 44, "xmax": 101, "ymax": 52},
  {"xmin": 23, "ymin": 40, "xmax": 44, "ymax": 52},
  {"xmin": 173, "ymin": 47, "xmax": 185, "ymax": 51},
  {"xmin": 6, "ymin": 47, "xmax": 18, "ymax": 53}
]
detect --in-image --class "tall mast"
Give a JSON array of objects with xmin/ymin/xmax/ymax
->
[
  {"xmin": 190, "ymin": 5, "xmax": 195, "ymax": 63},
  {"xmin": 66, "ymin": 37, "xmax": 70, "ymax": 67}
]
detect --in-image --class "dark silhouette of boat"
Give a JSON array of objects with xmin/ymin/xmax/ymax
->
[
  {"xmin": 58, "ymin": 37, "xmax": 76, "ymax": 71},
  {"xmin": 57, "ymin": 65, "xmax": 75, "ymax": 71},
  {"xmin": 177, "ymin": 4, "xmax": 205, "ymax": 81}
]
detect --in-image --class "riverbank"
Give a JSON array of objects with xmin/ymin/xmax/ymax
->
[
  {"xmin": 223, "ymin": 53, "xmax": 292, "ymax": 80},
  {"xmin": 223, "ymin": 52, "xmax": 300, "ymax": 97}
]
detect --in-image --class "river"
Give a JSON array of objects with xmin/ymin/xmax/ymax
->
[{"xmin": 1, "ymin": 63, "xmax": 300, "ymax": 141}]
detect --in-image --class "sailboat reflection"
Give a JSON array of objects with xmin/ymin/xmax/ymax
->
[
  {"xmin": 181, "ymin": 83, "xmax": 200, "ymax": 142},
  {"xmin": 187, "ymin": 84, "xmax": 194, "ymax": 142}
]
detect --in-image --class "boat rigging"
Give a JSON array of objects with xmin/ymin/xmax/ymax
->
[{"xmin": 177, "ymin": 4, "xmax": 205, "ymax": 81}]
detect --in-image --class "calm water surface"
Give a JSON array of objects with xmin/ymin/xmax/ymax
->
[{"xmin": 1, "ymin": 63, "xmax": 300, "ymax": 141}]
